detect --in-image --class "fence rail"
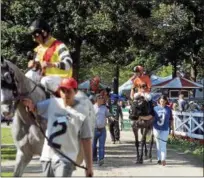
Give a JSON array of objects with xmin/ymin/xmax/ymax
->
[
  {"xmin": 172, "ymin": 111, "xmax": 204, "ymax": 140},
  {"xmin": 122, "ymin": 107, "xmax": 204, "ymax": 140}
]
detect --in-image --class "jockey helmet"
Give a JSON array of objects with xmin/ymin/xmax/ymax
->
[
  {"xmin": 59, "ymin": 78, "xmax": 78, "ymax": 90},
  {"xmin": 29, "ymin": 19, "xmax": 51, "ymax": 34},
  {"xmin": 133, "ymin": 65, "xmax": 144, "ymax": 73}
]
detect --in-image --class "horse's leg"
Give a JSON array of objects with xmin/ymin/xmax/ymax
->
[
  {"xmin": 13, "ymin": 149, "xmax": 33, "ymax": 177},
  {"xmin": 149, "ymin": 128, "xmax": 154, "ymax": 162},
  {"xmin": 144, "ymin": 138, "xmax": 148, "ymax": 159},
  {"xmin": 139, "ymin": 128, "xmax": 148, "ymax": 164},
  {"xmin": 133, "ymin": 123, "xmax": 140, "ymax": 164},
  {"xmin": 140, "ymin": 128, "xmax": 147, "ymax": 158}
]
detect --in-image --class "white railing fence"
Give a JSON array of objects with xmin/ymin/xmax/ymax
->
[
  {"xmin": 122, "ymin": 107, "xmax": 204, "ymax": 139},
  {"xmin": 172, "ymin": 111, "xmax": 204, "ymax": 140}
]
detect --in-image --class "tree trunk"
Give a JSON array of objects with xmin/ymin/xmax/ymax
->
[
  {"xmin": 172, "ymin": 60, "xmax": 177, "ymax": 78},
  {"xmin": 190, "ymin": 55, "xmax": 198, "ymax": 82},
  {"xmin": 71, "ymin": 38, "xmax": 82, "ymax": 81},
  {"xmin": 112, "ymin": 64, "xmax": 119, "ymax": 94},
  {"xmin": 190, "ymin": 65, "xmax": 197, "ymax": 82}
]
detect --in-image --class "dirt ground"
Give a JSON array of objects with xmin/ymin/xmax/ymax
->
[{"xmin": 1, "ymin": 130, "xmax": 203, "ymax": 177}]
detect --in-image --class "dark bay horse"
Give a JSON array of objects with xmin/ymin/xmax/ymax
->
[
  {"xmin": 1, "ymin": 59, "xmax": 95, "ymax": 176},
  {"xmin": 129, "ymin": 95, "xmax": 154, "ymax": 164}
]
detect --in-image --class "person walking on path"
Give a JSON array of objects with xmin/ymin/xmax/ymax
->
[
  {"xmin": 92, "ymin": 94, "xmax": 112, "ymax": 166},
  {"xmin": 22, "ymin": 78, "xmax": 93, "ymax": 177},
  {"xmin": 153, "ymin": 95, "xmax": 174, "ymax": 166},
  {"xmin": 109, "ymin": 95, "xmax": 123, "ymax": 144}
]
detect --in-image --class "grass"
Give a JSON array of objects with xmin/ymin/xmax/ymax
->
[
  {"xmin": 1, "ymin": 172, "xmax": 13, "ymax": 177},
  {"xmin": 1, "ymin": 127, "xmax": 16, "ymax": 161},
  {"xmin": 168, "ymin": 135, "xmax": 204, "ymax": 162},
  {"xmin": 1, "ymin": 128, "xmax": 14, "ymax": 144},
  {"xmin": 1, "ymin": 148, "xmax": 16, "ymax": 161}
]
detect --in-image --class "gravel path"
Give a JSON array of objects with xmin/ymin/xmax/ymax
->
[{"xmin": 1, "ymin": 130, "xmax": 203, "ymax": 177}]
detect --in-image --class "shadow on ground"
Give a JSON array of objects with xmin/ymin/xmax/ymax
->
[{"xmin": 1, "ymin": 141, "xmax": 203, "ymax": 175}]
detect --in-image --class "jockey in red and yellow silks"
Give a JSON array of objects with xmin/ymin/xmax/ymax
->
[
  {"xmin": 34, "ymin": 36, "xmax": 72, "ymax": 78},
  {"xmin": 25, "ymin": 19, "xmax": 73, "ymax": 92}
]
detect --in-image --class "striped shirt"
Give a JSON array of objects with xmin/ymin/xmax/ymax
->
[
  {"xmin": 35, "ymin": 37, "xmax": 73, "ymax": 71},
  {"xmin": 55, "ymin": 43, "xmax": 73, "ymax": 71}
]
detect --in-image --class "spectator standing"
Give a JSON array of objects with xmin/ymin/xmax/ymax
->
[{"xmin": 178, "ymin": 94, "xmax": 188, "ymax": 112}]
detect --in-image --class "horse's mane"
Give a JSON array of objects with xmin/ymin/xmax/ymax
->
[{"xmin": 5, "ymin": 60, "xmax": 46, "ymax": 103}]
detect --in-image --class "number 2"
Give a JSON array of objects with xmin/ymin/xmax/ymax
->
[{"xmin": 48, "ymin": 120, "xmax": 67, "ymax": 149}]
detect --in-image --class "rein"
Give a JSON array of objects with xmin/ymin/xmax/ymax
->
[
  {"xmin": 1, "ymin": 66, "xmax": 88, "ymax": 171},
  {"xmin": 31, "ymin": 112, "xmax": 87, "ymax": 170},
  {"xmin": 22, "ymin": 85, "xmax": 88, "ymax": 170},
  {"xmin": 23, "ymin": 83, "xmax": 88, "ymax": 170},
  {"xmin": 1, "ymin": 84, "xmax": 38, "ymax": 106}
]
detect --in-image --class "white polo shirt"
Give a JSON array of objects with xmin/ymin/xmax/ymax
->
[{"xmin": 36, "ymin": 98, "xmax": 92, "ymax": 163}]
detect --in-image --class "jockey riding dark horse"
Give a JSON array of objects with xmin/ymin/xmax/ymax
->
[{"xmin": 129, "ymin": 93, "xmax": 154, "ymax": 163}]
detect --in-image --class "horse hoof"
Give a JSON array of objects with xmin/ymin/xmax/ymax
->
[
  {"xmin": 149, "ymin": 159, "xmax": 152, "ymax": 163},
  {"xmin": 139, "ymin": 160, "xmax": 143, "ymax": 164},
  {"xmin": 135, "ymin": 160, "xmax": 140, "ymax": 164}
]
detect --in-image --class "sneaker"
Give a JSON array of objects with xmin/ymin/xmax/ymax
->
[
  {"xmin": 162, "ymin": 160, "xmax": 166, "ymax": 166},
  {"xmin": 93, "ymin": 158, "xmax": 98, "ymax": 163},
  {"xmin": 98, "ymin": 159, "xmax": 104, "ymax": 166},
  {"xmin": 157, "ymin": 160, "xmax": 161, "ymax": 165}
]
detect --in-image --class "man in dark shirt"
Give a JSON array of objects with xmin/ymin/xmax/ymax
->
[{"xmin": 109, "ymin": 95, "xmax": 123, "ymax": 144}]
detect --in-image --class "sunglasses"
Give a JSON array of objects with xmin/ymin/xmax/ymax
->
[
  {"xmin": 140, "ymin": 85, "xmax": 147, "ymax": 88},
  {"xmin": 32, "ymin": 30, "xmax": 42, "ymax": 38}
]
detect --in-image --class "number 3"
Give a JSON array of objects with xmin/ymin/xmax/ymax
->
[{"xmin": 48, "ymin": 120, "xmax": 67, "ymax": 149}]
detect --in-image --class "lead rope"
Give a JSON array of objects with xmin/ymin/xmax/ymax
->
[{"xmin": 30, "ymin": 112, "xmax": 88, "ymax": 170}]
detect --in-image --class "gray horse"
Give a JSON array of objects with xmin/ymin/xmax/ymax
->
[{"xmin": 1, "ymin": 59, "xmax": 95, "ymax": 177}]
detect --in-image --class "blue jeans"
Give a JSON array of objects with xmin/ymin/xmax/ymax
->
[
  {"xmin": 92, "ymin": 128, "xmax": 106, "ymax": 161},
  {"xmin": 153, "ymin": 128, "xmax": 169, "ymax": 161}
]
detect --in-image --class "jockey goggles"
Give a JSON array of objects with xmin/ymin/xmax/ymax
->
[
  {"xmin": 31, "ymin": 30, "xmax": 43, "ymax": 38},
  {"xmin": 139, "ymin": 84, "xmax": 147, "ymax": 88}
]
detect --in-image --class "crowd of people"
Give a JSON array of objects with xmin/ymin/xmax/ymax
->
[{"xmin": 2, "ymin": 18, "xmax": 203, "ymax": 177}]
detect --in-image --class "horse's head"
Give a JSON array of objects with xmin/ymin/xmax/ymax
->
[
  {"xmin": 1, "ymin": 58, "xmax": 20, "ymax": 118},
  {"xmin": 129, "ymin": 96, "xmax": 149, "ymax": 120}
]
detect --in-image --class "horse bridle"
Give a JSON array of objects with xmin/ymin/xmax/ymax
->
[
  {"xmin": 1, "ymin": 62, "xmax": 38, "ymax": 111},
  {"xmin": 1, "ymin": 62, "xmax": 89, "ymax": 171}
]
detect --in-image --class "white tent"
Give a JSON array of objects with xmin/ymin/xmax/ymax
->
[
  {"xmin": 119, "ymin": 75, "xmax": 172, "ymax": 95},
  {"xmin": 78, "ymin": 80, "xmax": 109, "ymax": 90},
  {"xmin": 78, "ymin": 80, "xmax": 90, "ymax": 89},
  {"xmin": 119, "ymin": 79, "xmax": 133, "ymax": 95}
]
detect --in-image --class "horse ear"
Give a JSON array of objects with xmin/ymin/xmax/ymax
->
[
  {"xmin": 1, "ymin": 55, "xmax": 4, "ymax": 63},
  {"xmin": 1, "ymin": 56, "xmax": 7, "ymax": 67}
]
